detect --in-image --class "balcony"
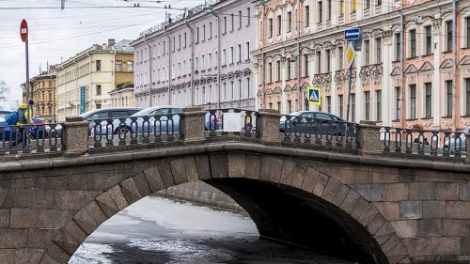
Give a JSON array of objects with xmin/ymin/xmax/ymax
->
[
  {"xmin": 359, "ymin": 63, "xmax": 384, "ymax": 82},
  {"xmin": 312, "ymin": 72, "xmax": 332, "ymax": 90}
]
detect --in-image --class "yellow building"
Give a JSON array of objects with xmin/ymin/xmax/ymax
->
[
  {"xmin": 22, "ymin": 66, "xmax": 57, "ymax": 122},
  {"xmin": 56, "ymin": 39, "xmax": 134, "ymax": 121}
]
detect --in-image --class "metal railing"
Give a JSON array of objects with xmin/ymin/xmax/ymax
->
[
  {"xmin": 0, "ymin": 123, "xmax": 62, "ymax": 155},
  {"xmin": 91, "ymin": 114, "xmax": 182, "ymax": 148},
  {"xmin": 381, "ymin": 127, "xmax": 467, "ymax": 158},
  {"xmin": 281, "ymin": 116, "xmax": 359, "ymax": 152},
  {"xmin": 206, "ymin": 108, "xmax": 259, "ymax": 139}
]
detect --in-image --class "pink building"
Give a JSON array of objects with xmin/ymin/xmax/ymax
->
[{"xmin": 254, "ymin": 0, "xmax": 470, "ymax": 131}]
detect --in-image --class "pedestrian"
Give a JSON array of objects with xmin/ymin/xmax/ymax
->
[{"xmin": 14, "ymin": 103, "xmax": 33, "ymax": 146}]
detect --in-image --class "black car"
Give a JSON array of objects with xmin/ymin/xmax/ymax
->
[{"xmin": 280, "ymin": 111, "xmax": 351, "ymax": 136}]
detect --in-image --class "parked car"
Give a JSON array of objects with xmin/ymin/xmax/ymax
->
[
  {"xmin": 131, "ymin": 106, "xmax": 222, "ymax": 134},
  {"xmin": 280, "ymin": 111, "xmax": 350, "ymax": 136},
  {"xmin": 444, "ymin": 128, "xmax": 469, "ymax": 153},
  {"xmin": 81, "ymin": 107, "xmax": 142, "ymax": 136}
]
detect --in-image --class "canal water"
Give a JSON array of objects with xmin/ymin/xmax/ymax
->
[{"xmin": 69, "ymin": 196, "xmax": 356, "ymax": 264}]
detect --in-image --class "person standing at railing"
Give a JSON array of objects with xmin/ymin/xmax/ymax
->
[{"xmin": 14, "ymin": 102, "xmax": 33, "ymax": 147}]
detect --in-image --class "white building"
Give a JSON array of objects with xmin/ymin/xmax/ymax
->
[{"xmin": 132, "ymin": 0, "xmax": 255, "ymax": 110}]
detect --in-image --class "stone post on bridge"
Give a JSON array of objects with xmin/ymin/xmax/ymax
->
[
  {"xmin": 181, "ymin": 107, "xmax": 206, "ymax": 143},
  {"xmin": 63, "ymin": 116, "xmax": 89, "ymax": 157},
  {"xmin": 257, "ymin": 109, "xmax": 281, "ymax": 145},
  {"xmin": 357, "ymin": 122, "xmax": 382, "ymax": 155}
]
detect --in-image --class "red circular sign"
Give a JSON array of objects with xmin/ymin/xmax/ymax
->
[{"xmin": 20, "ymin": 19, "xmax": 28, "ymax": 42}]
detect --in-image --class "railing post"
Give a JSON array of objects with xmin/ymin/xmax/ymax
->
[
  {"xmin": 257, "ymin": 109, "xmax": 281, "ymax": 144},
  {"xmin": 357, "ymin": 122, "xmax": 382, "ymax": 155},
  {"xmin": 63, "ymin": 116, "xmax": 89, "ymax": 157},
  {"xmin": 181, "ymin": 107, "xmax": 206, "ymax": 143}
]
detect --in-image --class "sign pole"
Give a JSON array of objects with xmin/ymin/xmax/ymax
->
[{"xmin": 346, "ymin": 63, "xmax": 352, "ymax": 123}]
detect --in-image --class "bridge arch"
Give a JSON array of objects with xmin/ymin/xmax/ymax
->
[{"xmin": 42, "ymin": 151, "xmax": 410, "ymax": 264}]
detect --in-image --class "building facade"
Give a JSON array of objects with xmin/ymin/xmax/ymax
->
[
  {"xmin": 56, "ymin": 39, "xmax": 134, "ymax": 121},
  {"xmin": 132, "ymin": 0, "xmax": 255, "ymax": 110},
  {"xmin": 109, "ymin": 85, "xmax": 135, "ymax": 107},
  {"xmin": 254, "ymin": 0, "xmax": 470, "ymax": 130},
  {"xmin": 22, "ymin": 66, "xmax": 57, "ymax": 122}
]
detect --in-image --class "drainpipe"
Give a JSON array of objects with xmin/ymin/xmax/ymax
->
[
  {"xmin": 210, "ymin": 8, "xmax": 221, "ymax": 109},
  {"xmin": 400, "ymin": 9, "xmax": 406, "ymax": 128},
  {"xmin": 146, "ymin": 37, "xmax": 153, "ymax": 107},
  {"xmin": 452, "ymin": 0, "xmax": 458, "ymax": 130},
  {"xmin": 296, "ymin": 5, "xmax": 301, "ymax": 111},
  {"xmin": 185, "ymin": 19, "xmax": 195, "ymax": 106},
  {"xmin": 164, "ymin": 27, "xmax": 172, "ymax": 105},
  {"xmin": 261, "ymin": 0, "xmax": 266, "ymax": 109}
]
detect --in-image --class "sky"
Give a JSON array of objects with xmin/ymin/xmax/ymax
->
[{"xmin": 0, "ymin": 0, "xmax": 204, "ymax": 107}]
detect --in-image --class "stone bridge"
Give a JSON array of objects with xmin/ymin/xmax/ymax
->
[{"xmin": 0, "ymin": 108, "xmax": 469, "ymax": 264}]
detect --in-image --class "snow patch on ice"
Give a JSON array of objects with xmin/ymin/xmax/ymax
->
[{"xmin": 69, "ymin": 243, "xmax": 114, "ymax": 264}]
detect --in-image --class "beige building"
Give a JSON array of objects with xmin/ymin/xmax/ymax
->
[
  {"xmin": 56, "ymin": 39, "xmax": 134, "ymax": 121},
  {"xmin": 22, "ymin": 66, "xmax": 57, "ymax": 122},
  {"xmin": 109, "ymin": 85, "xmax": 135, "ymax": 107}
]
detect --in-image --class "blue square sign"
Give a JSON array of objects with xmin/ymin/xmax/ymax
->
[{"xmin": 306, "ymin": 86, "xmax": 321, "ymax": 106}]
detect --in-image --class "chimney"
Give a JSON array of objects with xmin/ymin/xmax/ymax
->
[{"xmin": 108, "ymin": 38, "xmax": 116, "ymax": 47}]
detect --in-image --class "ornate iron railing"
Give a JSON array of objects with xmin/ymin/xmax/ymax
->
[
  {"xmin": 206, "ymin": 108, "xmax": 259, "ymax": 139},
  {"xmin": 281, "ymin": 115, "xmax": 359, "ymax": 152},
  {"xmin": 381, "ymin": 127, "xmax": 467, "ymax": 158},
  {"xmin": 0, "ymin": 123, "xmax": 62, "ymax": 155},
  {"xmin": 91, "ymin": 114, "xmax": 182, "ymax": 148},
  {"xmin": 359, "ymin": 63, "xmax": 384, "ymax": 82}
]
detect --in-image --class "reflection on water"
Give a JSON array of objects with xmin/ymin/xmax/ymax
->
[{"xmin": 70, "ymin": 196, "xmax": 355, "ymax": 264}]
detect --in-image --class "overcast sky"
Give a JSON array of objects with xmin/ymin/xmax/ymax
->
[{"xmin": 0, "ymin": 0, "xmax": 204, "ymax": 106}]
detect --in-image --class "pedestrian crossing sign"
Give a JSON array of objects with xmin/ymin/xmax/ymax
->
[{"xmin": 306, "ymin": 86, "xmax": 321, "ymax": 106}]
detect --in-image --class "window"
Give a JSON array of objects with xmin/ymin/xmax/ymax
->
[
  {"xmin": 287, "ymin": 60, "xmax": 292, "ymax": 80},
  {"xmin": 224, "ymin": 17, "xmax": 227, "ymax": 34},
  {"xmin": 327, "ymin": 0, "xmax": 332, "ymax": 21},
  {"xmin": 96, "ymin": 60, "xmax": 101, "ymax": 71},
  {"xmin": 222, "ymin": 49, "xmax": 227, "ymax": 65},
  {"xmin": 231, "ymin": 14, "xmax": 234, "ymax": 32},
  {"xmin": 184, "ymin": 32, "xmax": 187, "ymax": 48},
  {"xmin": 466, "ymin": 79, "xmax": 470, "ymax": 115},
  {"xmin": 317, "ymin": 1, "xmax": 323, "ymax": 23},
  {"xmin": 467, "ymin": 17, "xmax": 470, "ymax": 48},
  {"xmin": 173, "ymin": 36, "xmax": 176, "ymax": 51},
  {"xmin": 365, "ymin": 0, "xmax": 370, "ymax": 9},
  {"xmin": 277, "ymin": 101, "xmax": 281, "ymax": 110},
  {"xmin": 276, "ymin": 60, "xmax": 281, "ymax": 81},
  {"xmin": 238, "ymin": 44, "xmax": 242, "ymax": 62},
  {"xmin": 364, "ymin": 91, "xmax": 370, "ymax": 120},
  {"xmin": 96, "ymin": 85, "xmax": 101, "ymax": 96},
  {"xmin": 351, "ymin": 0, "xmax": 357, "ymax": 13},
  {"xmin": 338, "ymin": 46, "xmax": 343, "ymax": 69},
  {"xmin": 376, "ymin": 90, "xmax": 382, "ymax": 121},
  {"xmin": 395, "ymin": 87, "xmax": 400, "ymax": 120},
  {"xmin": 246, "ymin": 77, "xmax": 251, "ymax": 98},
  {"xmin": 364, "ymin": 40, "xmax": 370, "ymax": 65},
  {"xmin": 288, "ymin": 100, "xmax": 292, "ymax": 113},
  {"xmin": 230, "ymin": 47, "xmax": 234, "ymax": 64},
  {"xmin": 425, "ymin": 26, "xmax": 432, "ymax": 55},
  {"xmin": 376, "ymin": 37, "xmax": 382, "ymax": 63},
  {"xmin": 277, "ymin": 15, "xmax": 282, "ymax": 36},
  {"xmin": 409, "ymin": 29, "xmax": 416, "ymax": 57},
  {"xmin": 326, "ymin": 50, "xmax": 331, "ymax": 72},
  {"xmin": 446, "ymin": 20, "xmax": 453, "ymax": 52},
  {"xmin": 377, "ymin": 0, "xmax": 382, "ymax": 6},
  {"xmin": 326, "ymin": 96, "xmax": 331, "ymax": 113},
  {"xmin": 163, "ymin": 41, "xmax": 166, "ymax": 55},
  {"xmin": 268, "ymin": 62, "xmax": 273, "ymax": 83},
  {"xmin": 425, "ymin": 83, "xmax": 432, "ymax": 118},
  {"xmin": 304, "ymin": 54, "xmax": 309, "ymax": 76},
  {"xmin": 196, "ymin": 27, "xmax": 200, "ymax": 43},
  {"xmin": 115, "ymin": 60, "xmax": 122, "ymax": 72},
  {"xmin": 246, "ymin": 42, "xmax": 250, "ymax": 60},
  {"xmin": 268, "ymin": 18, "xmax": 273, "ymax": 38},
  {"xmin": 287, "ymin": 11, "xmax": 292, "ymax": 33},
  {"xmin": 316, "ymin": 51, "xmax": 321, "ymax": 73},
  {"xmin": 203, "ymin": 25, "xmax": 206, "ymax": 42},
  {"xmin": 395, "ymin": 33, "xmax": 401, "ymax": 61},
  {"xmin": 339, "ymin": 95, "xmax": 344, "ymax": 118},
  {"xmin": 247, "ymin": 8, "xmax": 251, "ymax": 26},
  {"xmin": 340, "ymin": 0, "xmax": 344, "ymax": 17},
  {"xmin": 409, "ymin": 84, "xmax": 416, "ymax": 119},
  {"xmin": 305, "ymin": 6, "xmax": 310, "ymax": 27},
  {"xmin": 238, "ymin": 11, "xmax": 242, "ymax": 29},
  {"xmin": 446, "ymin": 80, "xmax": 453, "ymax": 116}
]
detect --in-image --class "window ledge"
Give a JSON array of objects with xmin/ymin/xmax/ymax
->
[
  {"xmin": 442, "ymin": 116, "xmax": 453, "ymax": 118},
  {"xmin": 421, "ymin": 117, "xmax": 433, "ymax": 120},
  {"xmin": 406, "ymin": 118, "xmax": 418, "ymax": 121},
  {"xmin": 392, "ymin": 119, "xmax": 400, "ymax": 122},
  {"xmin": 461, "ymin": 115, "xmax": 470, "ymax": 117}
]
